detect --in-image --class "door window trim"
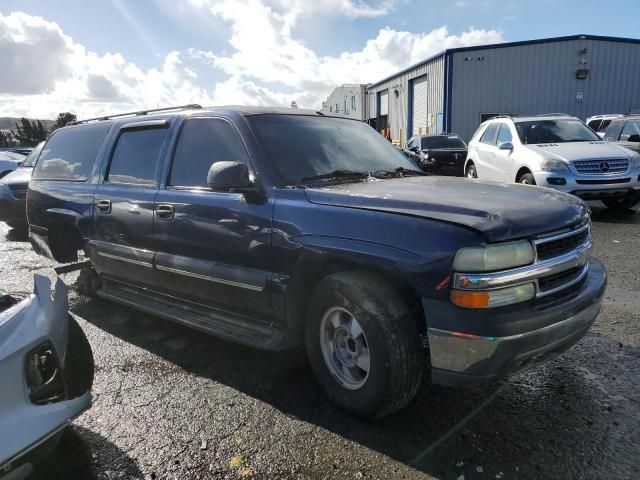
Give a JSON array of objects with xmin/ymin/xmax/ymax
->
[
  {"xmin": 164, "ymin": 115, "xmax": 255, "ymax": 192},
  {"xmin": 104, "ymin": 121, "xmax": 171, "ymax": 188}
]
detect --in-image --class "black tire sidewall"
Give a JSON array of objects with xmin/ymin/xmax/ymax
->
[
  {"xmin": 305, "ymin": 273, "xmax": 421, "ymax": 418},
  {"xmin": 519, "ymin": 172, "xmax": 536, "ymax": 185},
  {"xmin": 466, "ymin": 164, "xmax": 477, "ymax": 178}
]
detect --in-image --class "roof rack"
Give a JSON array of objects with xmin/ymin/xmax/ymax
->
[
  {"xmin": 534, "ymin": 113, "xmax": 572, "ymax": 117},
  {"xmin": 69, "ymin": 104, "xmax": 203, "ymax": 125}
]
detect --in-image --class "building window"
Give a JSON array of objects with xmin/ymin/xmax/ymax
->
[
  {"xmin": 351, "ymin": 96, "xmax": 356, "ymax": 110},
  {"xmin": 336, "ymin": 103, "xmax": 339, "ymax": 113},
  {"xmin": 329, "ymin": 106, "xmax": 332, "ymax": 112}
]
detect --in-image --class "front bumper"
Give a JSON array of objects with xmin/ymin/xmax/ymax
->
[
  {"xmin": 534, "ymin": 170, "xmax": 640, "ymax": 200},
  {"xmin": 0, "ymin": 276, "xmax": 94, "ymax": 479},
  {"xmin": 425, "ymin": 258, "xmax": 606, "ymax": 386}
]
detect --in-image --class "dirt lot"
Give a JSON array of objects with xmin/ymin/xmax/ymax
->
[{"xmin": 1, "ymin": 203, "xmax": 638, "ymax": 480}]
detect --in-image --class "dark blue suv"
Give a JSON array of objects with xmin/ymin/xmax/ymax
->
[{"xmin": 27, "ymin": 105, "xmax": 606, "ymax": 418}]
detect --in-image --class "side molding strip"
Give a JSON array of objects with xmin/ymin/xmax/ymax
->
[{"xmin": 155, "ymin": 264, "xmax": 264, "ymax": 292}]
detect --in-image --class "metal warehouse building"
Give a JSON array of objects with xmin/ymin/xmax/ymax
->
[{"xmin": 365, "ymin": 34, "xmax": 640, "ymax": 144}]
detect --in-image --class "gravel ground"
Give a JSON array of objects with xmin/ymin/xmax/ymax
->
[{"xmin": 1, "ymin": 203, "xmax": 638, "ymax": 480}]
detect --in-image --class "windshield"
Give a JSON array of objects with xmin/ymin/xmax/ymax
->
[
  {"xmin": 515, "ymin": 119, "xmax": 600, "ymax": 144},
  {"xmin": 20, "ymin": 141, "xmax": 45, "ymax": 167},
  {"xmin": 421, "ymin": 135, "xmax": 466, "ymax": 149},
  {"xmin": 249, "ymin": 115, "xmax": 421, "ymax": 186}
]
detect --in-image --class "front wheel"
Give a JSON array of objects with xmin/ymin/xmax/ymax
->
[
  {"xmin": 465, "ymin": 163, "xmax": 478, "ymax": 178},
  {"xmin": 602, "ymin": 197, "xmax": 640, "ymax": 210},
  {"xmin": 306, "ymin": 272, "xmax": 424, "ymax": 418},
  {"xmin": 518, "ymin": 172, "xmax": 536, "ymax": 185}
]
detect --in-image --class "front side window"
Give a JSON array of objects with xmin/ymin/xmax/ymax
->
[
  {"xmin": 619, "ymin": 120, "xmax": 640, "ymax": 141},
  {"xmin": 515, "ymin": 119, "xmax": 599, "ymax": 144},
  {"xmin": 496, "ymin": 124, "xmax": 513, "ymax": 144},
  {"xmin": 248, "ymin": 115, "xmax": 421, "ymax": 186},
  {"xmin": 33, "ymin": 123, "xmax": 110, "ymax": 180},
  {"xmin": 480, "ymin": 123, "xmax": 498, "ymax": 145},
  {"xmin": 170, "ymin": 118, "xmax": 250, "ymax": 188},
  {"xmin": 107, "ymin": 127, "xmax": 168, "ymax": 186}
]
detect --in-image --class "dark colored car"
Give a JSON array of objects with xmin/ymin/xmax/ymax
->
[
  {"xmin": 27, "ymin": 105, "xmax": 606, "ymax": 418},
  {"xmin": 0, "ymin": 151, "xmax": 26, "ymax": 180},
  {"xmin": 603, "ymin": 116, "xmax": 640, "ymax": 155},
  {"xmin": 0, "ymin": 142, "xmax": 44, "ymax": 228},
  {"xmin": 402, "ymin": 134, "xmax": 467, "ymax": 176}
]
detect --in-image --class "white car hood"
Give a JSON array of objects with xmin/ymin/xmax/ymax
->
[{"xmin": 525, "ymin": 141, "xmax": 633, "ymax": 162}]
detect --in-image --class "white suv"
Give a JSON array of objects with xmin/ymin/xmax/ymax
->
[{"xmin": 465, "ymin": 114, "xmax": 640, "ymax": 209}]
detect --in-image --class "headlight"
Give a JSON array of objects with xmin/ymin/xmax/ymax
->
[
  {"xmin": 453, "ymin": 240, "xmax": 534, "ymax": 272},
  {"xmin": 540, "ymin": 158, "xmax": 569, "ymax": 172},
  {"xmin": 631, "ymin": 154, "xmax": 640, "ymax": 167}
]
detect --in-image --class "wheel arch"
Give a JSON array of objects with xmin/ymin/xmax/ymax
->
[
  {"xmin": 285, "ymin": 239, "xmax": 427, "ymax": 339},
  {"xmin": 42, "ymin": 208, "xmax": 86, "ymax": 263},
  {"xmin": 515, "ymin": 165, "xmax": 532, "ymax": 182}
]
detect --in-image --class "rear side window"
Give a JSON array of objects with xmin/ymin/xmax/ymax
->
[
  {"xmin": 587, "ymin": 120, "xmax": 602, "ymax": 132},
  {"xmin": 480, "ymin": 123, "xmax": 498, "ymax": 145},
  {"xmin": 604, "ymin": 119, "xmax": 624, "ymax": 141},
  {"xmin": 169, "ymin": 118, "xmax": 249, "ymax": 188},
  {"xmin": 107, "ymin": 127, "xmax": 168, "ymax": 186},
  {"xmin": 33, "ymin": 123, "xmax": 110, "ymax": 180}
]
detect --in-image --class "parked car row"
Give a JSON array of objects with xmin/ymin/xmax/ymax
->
[{"xmin": 399, "ymin": 114, "xmax": 640, "ymax": 211}]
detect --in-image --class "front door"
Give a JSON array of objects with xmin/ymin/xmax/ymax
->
[
  {"xmin": 91, "ymin": 120, "xmax": 171, "ymax": 289},
  {"xmin": 493, "ymin": 123, "xmax": 515, "ymax": 182},
  {"xmin": 153, "ymin": 117, "xmax": 274, "ymax": 321}
]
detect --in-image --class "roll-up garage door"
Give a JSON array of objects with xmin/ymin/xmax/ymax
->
[
  {"xmin": 379, "ymin": 91, "xmax": 389, "ymax": 116},
  {"xmin": 412, "ymin": 75, "xmax": 428, "ymax": 135}
]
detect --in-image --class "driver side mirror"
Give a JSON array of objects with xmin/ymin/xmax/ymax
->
[
  {"xmin": 498, "ymin": 141, "xmax": 514, "ymax": 151},
  {"xmin": 207, "ymin": 161, "xmax": 263, "ymax": 202}
]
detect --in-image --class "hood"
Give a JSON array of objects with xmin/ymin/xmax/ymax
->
[
  {"xmin": 526, "ymin": 141, "xmax": 634, "ymax": 162},
  {"xmin": 0, "ymin": 166, "xmax": 32, "ymax": 186},
  {"xmin": 305, "ymin": 176, "xmax": 588, "ymax": 242}
]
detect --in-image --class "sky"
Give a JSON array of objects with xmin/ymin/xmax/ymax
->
[{"xmin": 1, "ymin": 0, "xmax": 639, "ymax": 119}]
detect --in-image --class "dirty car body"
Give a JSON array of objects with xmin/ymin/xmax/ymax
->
[
  {"xmin": 26, "ymin": 106, "xmax": 606, "ymax": 417},
  {"xmin": 0, "ymin": 275, "xmax": 94, "ymax": 479}
]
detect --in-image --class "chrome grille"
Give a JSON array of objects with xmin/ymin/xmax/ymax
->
[{"xmin": 572, "ymin": 158, "xmax": 628, "ymax": 175}]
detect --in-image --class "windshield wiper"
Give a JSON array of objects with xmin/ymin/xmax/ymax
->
[
  {"xmin": 300, "ymin": 169, "xmax": 368, "ymax": 184},
  {"xmin": 371, "ymin": 167, "xmax": 426, "ymax": 178}
]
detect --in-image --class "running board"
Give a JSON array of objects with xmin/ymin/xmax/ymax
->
[{"xmin": 97, "ymin": 281, "xmax": 293, "ymax": 350}]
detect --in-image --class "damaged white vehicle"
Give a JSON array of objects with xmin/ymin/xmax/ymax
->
[{"xmin": 0, "ymin": 275, "xmax": 94, "ymax": 480}]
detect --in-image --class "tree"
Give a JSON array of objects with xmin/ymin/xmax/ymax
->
[
  {"xmin": 52, "ymin": 112, "xmax": 77, "ymax": 131},
  {"xmin": 13, "ymin": 118, "xmax": 47, "ymax": 147},
  {"xmin": 0, "ymin": 131, "xmax": 15, "ymax": 148}
]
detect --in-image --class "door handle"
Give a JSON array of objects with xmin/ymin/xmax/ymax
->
[
  {"xmin": 97, "ymin": 199, "xmax": 111, "ymax": 214},
  {"xmin": 156, "ymin": 204, "xmax": 175, "ymax": 220}
]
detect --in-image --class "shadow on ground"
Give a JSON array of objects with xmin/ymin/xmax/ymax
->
[
  {"xmin": 589, "ymin": 204, "xmax": 640, "ymax": 225},
  {"xmin": 28, "ymin": 426, "xmax": 143, "ymax": 480},
  {"xmin": 68, "ymin": 294, "xmax": 640, "ymax": 480}
]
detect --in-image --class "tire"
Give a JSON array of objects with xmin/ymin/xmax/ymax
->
[
  {"xmin": 602, "ymin": 197, "xmax": 640, "ymax": 210},
  {"xmin": 465, "ymin": 163, "xmax": 477, "ymax": 178},
  {"xmin": 518, "ymin": 172, "xmax": 536, "ymax": 185},
  {"xmin": 305, "ymin": 271, "xmax": 424, "ymax": 418},
  {"xmin": 64, "ymin": 315, "xmax": 94, "ymax": 399},
  {"xmin": 76, "ymin": 266, "xmax": 101, "ymax": 297}
]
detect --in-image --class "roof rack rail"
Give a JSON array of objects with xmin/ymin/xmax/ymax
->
[
  {"xmin": 534, "ymin": 113, "xmax": 571, "ymax": 117},
  {"xmin": 68, "ymin": 104, "xmax": 203, "ymax": 125},
  {"xmin": 488, "ymin": 115, "xmax": 513, "ymax": 120}
]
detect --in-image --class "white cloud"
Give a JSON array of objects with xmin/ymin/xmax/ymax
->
[
  {"xmin": 0, "ymin": 5, "xmax": 504, "ymax": 119},
  {"xmin": 191, "ymin": 0, "xmax": 504, "ymax": 108}
]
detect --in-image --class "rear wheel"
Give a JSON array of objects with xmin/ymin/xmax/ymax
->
[
  {"xmin": 465, "ymin": 163, "xmax": 477, "ymax": 179},
  {"xmin": 305, "ymin": 271, "xmax": 424, "ymax": 418},
  {"xmin": 602, "ymin": 197, "xmax": 640, "ymax": 210},
  {"xmin": 518, "ymin": 172, "xmax": 536, "ymax": 185}
]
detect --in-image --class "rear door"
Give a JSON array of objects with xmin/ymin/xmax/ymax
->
[
  {"xmin": 153, "ymin": 117, "xmax": 274, "ymax": 320},
  {"xmin": 90, "ymin": 120, "xmax": 171, "ymax": 289}
]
